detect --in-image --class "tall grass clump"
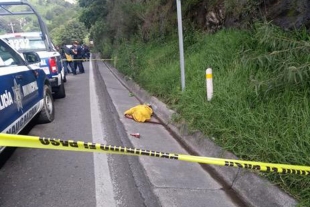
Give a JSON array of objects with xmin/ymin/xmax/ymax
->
[{"xmin": 112, "ymin": 23, "xmax": 310, "ymax": 205}]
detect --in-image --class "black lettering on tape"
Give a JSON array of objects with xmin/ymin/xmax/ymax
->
[
  {"xmin": 271, "ymin": 167, "xmax": 278, "ymax": 173},
  {"xmin": 100, "ymin": 144, "xmax": 107, "ymax": 151},
  {"xmin": 60, "ymin": 140, "xmax": 69, "ymax": 147},
  {"xmin": 155, "ymin": 152, "xmax": 161, "ymax": 157},
  {"xmin": 135, "ymin": 149, "xmax": 141, "ymax": 155},
  {"xmin": 127, "ymin": 148, "xmax": 135, "ymax": 154},
  {"xmin": 84, "ymin": 142, "xmax": 96, "ymax": 149},
  {"xmin": 283, "ymin": 169, "xmax": 310, "ymax": 175},
  {"xmin": 55, "ymin": 140, "xmax": 77, "ymax": 148},
  {"xmin": 161, "ymin": 153, "xmax": 170, "ymax": 159},
  {"xmin": 34, "ymin": 139, "xmax": 310, "ymax": 175},
  {"xmin": 252, "ymin": 165, "xmax": 261, "ymax": 170},
  {"xmin": 84, "ymin": 142, "xmax": 89, "ymax": 149},
  {"xmin": 114, "ymin": 147, "xmax": 120, "ymax": 152},
  {"xmin": 225, "ymin": 161, "xmax": 260, "ymax": 170},
  {"xmin": 225, "ymin": 161, "xmax": 234, "ymax": 167},
  {"xmin": 285, "ymin": 168, "xmax": 291, "ymax": 174},
  {"xmin": 50, "ymin": 139, "xmax": 60, "ymax": 146},
  {"xmin": 39, "ymin": 137, "xmax": 50, "ymax": 145},
  {"xmin": 69, "ymin": 141, "xmax": 78, "ymax": 148},
  {"xmin": 141, "ymin": 150, "xmax": 149, "ymax": 156},
  {"xmin": 89, "ymin": 143, "xmax": 96, "ymax": 149},
  {"xmin": 235, "ymin": 162, "xmax": 243, "ymax": 168},
  {"xmin": 244, "ymin": 164, "xmax": 252, "ymax": 169},
  {"xmin": 170, "ymin": 154, "xmax": 178, "ymax": 160}
]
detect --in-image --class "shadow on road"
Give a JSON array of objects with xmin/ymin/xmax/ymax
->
[{"xmin": 0, "ymin": 118, "xmax": 37, "ymax": 169}]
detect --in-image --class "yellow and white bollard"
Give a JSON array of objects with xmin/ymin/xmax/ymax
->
[{"xmin": 206, "ymin": 68, "xmax": 213, "ymax": 101}]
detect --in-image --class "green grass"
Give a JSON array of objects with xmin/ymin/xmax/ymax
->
[{"xmin": 111, "ymin": 24, "xmax": 310, "ymax": 206}]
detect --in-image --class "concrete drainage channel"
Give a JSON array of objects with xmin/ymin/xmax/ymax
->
[{"xmin": 97, "ymin": 57, "xmax": 297, "ymax": 207}]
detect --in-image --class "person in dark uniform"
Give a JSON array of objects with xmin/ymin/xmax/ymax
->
[
  {"xmin": 61, "ymin": 43, "xmax": 74, "ymax": 75},
  {"xmin": 82, "ymin": 44, "xmax": 90, "ymax": 60},
  {"xmin": 71, "ymin": 41, "xmax": 85, "ymax": 74}
]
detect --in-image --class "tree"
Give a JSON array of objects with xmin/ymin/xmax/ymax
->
[
  {"xmin": 45, "ymin": 10, "xmax": 54, "ymax": 20},
  {"xmin": 50, "ymin": 19, "xmax": 87, "ymax": 46},
  {"xmin": 79, "ymin": 0, "xmax": 108, "ymax": 29}
]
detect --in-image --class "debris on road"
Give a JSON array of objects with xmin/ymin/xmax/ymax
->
[{"xmin": 130, "ymin": 133, "xmax": 140, "ymax": 138}]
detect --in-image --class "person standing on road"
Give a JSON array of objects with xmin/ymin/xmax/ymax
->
[
  {"xmin": 83, "ymin": 44, "xmax": 90, "ymax": 60},
  {"xmin": 61, "ymin": 44, "xmax": 74, "ymax": 75},
  {"xmin": 71, "ymin": 41, "xmax": 85, "ymax": 74}
]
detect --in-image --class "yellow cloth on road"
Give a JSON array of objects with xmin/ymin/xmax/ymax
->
[{"xmin": 124, "ymin": 104, "xmax": 153, "ymax": 123}]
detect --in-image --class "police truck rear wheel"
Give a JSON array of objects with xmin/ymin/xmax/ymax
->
[{"xmin": 37, "ymin": 85, "xmax": 55, "ymax": 124}]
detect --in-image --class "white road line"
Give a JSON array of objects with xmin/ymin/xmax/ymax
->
[{"xmin": 89, "ymin": 57, "xmax": 116, "ymax": 207}]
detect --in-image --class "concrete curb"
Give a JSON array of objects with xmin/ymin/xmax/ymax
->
[{"xmin": 105, "ymin": 63, "xmax": 297, "ymax": 207}]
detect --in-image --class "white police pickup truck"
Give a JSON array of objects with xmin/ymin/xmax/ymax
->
[
  {"xmin": 0, "ymin": 38, "xmax": 54, "ymax": 154},
  {"xmin": 0, "ymin": 0, "xmax": 66, "ymax": 99}
]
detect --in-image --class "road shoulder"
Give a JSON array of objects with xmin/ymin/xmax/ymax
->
[{"xmin": 102, "ymin": 61, "xmax": 297, "ymax": 207}]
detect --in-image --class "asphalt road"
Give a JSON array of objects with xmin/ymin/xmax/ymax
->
[
  {"xmin": 0, "ymin": 58, "xmax": 248, "ymax": 207},
  {"xmin": 0, "ymin": 61, "xmax": 151, "ymax": 207}
]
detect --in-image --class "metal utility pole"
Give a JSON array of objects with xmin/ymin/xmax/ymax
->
[
  {"xmin": 176, "ymin": 0, "xmax": 185, "ymax": 91},
  {"xmin": 8, "ymin": 22, "xmax": 15, "ymax": 33}
]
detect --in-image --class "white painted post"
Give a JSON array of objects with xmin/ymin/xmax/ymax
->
[
  {"xmin": 176, "ymin": 0, "xmax": 185, "ymax": 91},
  {"xmin": 206, "ymin": 68, "xmax": 213, "ymax": 101}
]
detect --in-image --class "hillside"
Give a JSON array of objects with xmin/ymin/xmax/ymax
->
[{"xmin": 0, "ymin": 0, "xmax": 85, "ymax": 45}]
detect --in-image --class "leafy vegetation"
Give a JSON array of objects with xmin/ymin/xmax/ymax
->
[
  {"xmin": 0, "ymin": 0, "xmax": 87, "ymax": 46},
  {"xmin": 79, "ymin": 0, "xmax": 310, "ymax": 205}
]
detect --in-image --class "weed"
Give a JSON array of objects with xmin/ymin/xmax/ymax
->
[{"xmin": 112, "ymin": 22, "xmax": 310, "ymax": 204}]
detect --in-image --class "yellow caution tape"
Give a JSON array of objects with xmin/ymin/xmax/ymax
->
[{"xmin": 1, "ymin": 133, "xmax": 309, "ymax": 175}]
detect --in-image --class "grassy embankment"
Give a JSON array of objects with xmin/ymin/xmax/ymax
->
[{"xmin": 111, "ymin": 23, "xmax": 310, "ymax": 206}]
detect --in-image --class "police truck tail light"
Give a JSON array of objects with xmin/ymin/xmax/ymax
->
[{"xmin": 48, "ymin": 57, "xmax": 57, "ymax": 73}]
